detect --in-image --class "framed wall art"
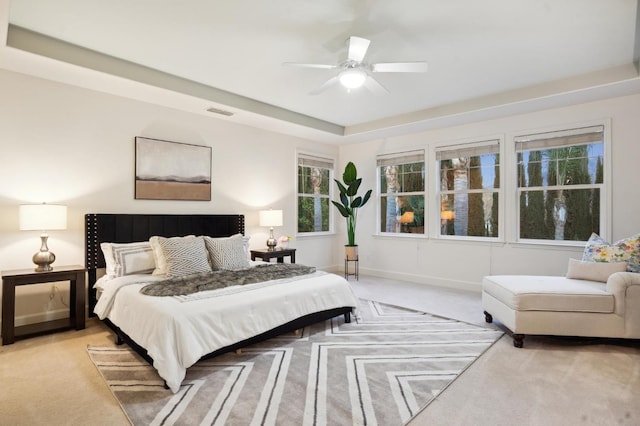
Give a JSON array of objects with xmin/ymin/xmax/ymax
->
[{"xmin": 135, "ymin": 137, "xmax": 212, "ymax": 201}]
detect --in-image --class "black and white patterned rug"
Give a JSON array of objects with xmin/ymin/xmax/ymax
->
[{"xmin": 88, "ymin": 300, "xmax": 503, "ymax": 425}]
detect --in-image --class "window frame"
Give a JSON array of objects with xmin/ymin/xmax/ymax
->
[
  {"xmin": 376, "ymin": 150, "xmax": 426, "ymax": 237},
  {"xmin": 434, "ymin": 138, "xmax": 503, "ymax": 242},
  {"xmin": 296, "ymin": 152, "xmax": 335, "ymax": 237},
  {"xmin": 512, "ymin": 121, "xmax": 610, "ymax": 246}
]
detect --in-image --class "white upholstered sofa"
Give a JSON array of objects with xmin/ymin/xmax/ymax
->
[
  {"xmin": 483, "ymin": 232, "xmax": 640, "ymax": 347},
  {"xmin": 482, "ymin": 269, "xmax": 640, "ymax": 348}
]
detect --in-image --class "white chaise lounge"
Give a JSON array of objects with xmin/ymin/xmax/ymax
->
[{"xmin": 482, "ymin": 270, "xmax": 640, "ymax": 348}]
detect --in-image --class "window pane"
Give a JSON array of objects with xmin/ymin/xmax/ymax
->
[
  {"xmin": 439, "ymin": 193, "xmax": 498, "ymax": 237},
  {"xmin": 298, "ymin": 196, "xmax": 329, "ymax": 232},
  {"xmin": 515, "ymin": 125, "xmax": 604, "ymax": 243},
  {"xmin": 519, "ymin": 188, "xmax": 600, "ymax": 241},
  {"xmin": 440, "ymin": 154, "xmax": 499, "ymax": 191},
  {"xmin": 380, "ymin": 194, "xmax": 425, "ymax": 234},
  {"xmin": 397, "ymin": 162, "xmax": 425, "ymax": 192},
  {"xmin": 380, "ymin": 162, "xmax": 424, "ymax": 193},
  {"xmin": 437, "ymin": 141, "xmax": 500, "ymax": 239},
  {"xmin": 297, "ymin": 154, "xmax": 333, "ymax": 234},
  {"xmin": 517, "ymin": 143, "xmax": 603, "ymax": 187},
  {"xmin": 298, "ymin": 166, "xmax": 330, "ymax": 195},
  {"xmin": 378, "ymin": 151, "xmax": 425, "ymax": 235}
]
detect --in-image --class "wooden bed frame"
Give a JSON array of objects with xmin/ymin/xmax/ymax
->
[{"xmin": 84, "ymin": 213, "xmax": 351, "ymax": 365}]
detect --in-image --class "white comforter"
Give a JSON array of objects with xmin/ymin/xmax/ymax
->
[{"xmin": 94, "ymin": 270, "xmax": 359, "ymax": 393}]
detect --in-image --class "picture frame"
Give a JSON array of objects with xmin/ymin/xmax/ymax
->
[{"xmin": 135, "ymin": 137, "xmax": 212, "ymax": 201}]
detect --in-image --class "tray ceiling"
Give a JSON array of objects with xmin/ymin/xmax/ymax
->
[{"xmin": 2, "ymin": 0, "xmax": 639, "ymax": 143}]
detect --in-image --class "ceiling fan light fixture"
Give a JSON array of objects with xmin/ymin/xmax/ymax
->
[{"xmin": 338, "ymin": 68, "xmax": 367, "ymax": 89}]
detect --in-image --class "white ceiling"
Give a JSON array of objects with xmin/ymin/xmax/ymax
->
[{"xmin": 2, "ymin": 0, "xmax": 639, "ymax": 143}]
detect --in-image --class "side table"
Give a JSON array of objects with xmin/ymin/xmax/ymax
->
[
  {"xmin": 1, "ymin": 265, "xmax": 86, "ymax": 345},
  {"xmin": 250, "ymin": 248, "xmax": 296, "ymax": 263}
]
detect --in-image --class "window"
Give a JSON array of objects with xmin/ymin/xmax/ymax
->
[
  {"xmin": 515, "ymin": 125, "xmax": 604, "ymax": 242},
  {"xmin": 377, "ymin": 151, "xmax": 425, "ymax": 234},
  {"xmin": 297, "ymin": 154, "xmax": 333, "ymax": 233},
  {"xmin": 436, "ymin": 140, "xmax": 500, "ymax": 238}
]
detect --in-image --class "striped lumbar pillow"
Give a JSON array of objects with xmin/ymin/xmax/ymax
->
[{"xmin": 101, "ymin": 241, "xmax": 155, "ymax": 277}]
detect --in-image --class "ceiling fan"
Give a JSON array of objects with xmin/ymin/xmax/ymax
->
[{"xmin": 283, "ymin": 36, "xmax": 428, "ymax": 95}]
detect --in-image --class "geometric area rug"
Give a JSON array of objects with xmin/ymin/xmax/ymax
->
[{"xmin": 88, "ymin": 300, "xmax": 503, "ymax": 426}]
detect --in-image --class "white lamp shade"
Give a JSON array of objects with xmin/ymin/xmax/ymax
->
[
  {"xmin": 259, "ymin": 209, "xmax": 283, "ymax": 227},
  {"xmin": 19, "ymin": 204, "xmax": 68, "ymax": 231},
  {"xmin": 339, "ymin": 69, "xmax": 367, "ymax": 89}
]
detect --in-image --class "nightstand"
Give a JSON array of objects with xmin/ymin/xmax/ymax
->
[
  {"xmin": 1, "ymin": 265, "xmax": 86, "ymax": 345},
  {"xmin": 250, "ymin": 248, "xmax": 296, "ymax": 264}
]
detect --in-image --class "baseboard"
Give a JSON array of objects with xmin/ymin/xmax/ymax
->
[
  {"xmin": 320, "ymin": 263, "xmax": 481, "ymax": 292},
  {"xmin": 13, "ymin": 309, "xmax": 70, "ymax": 327},
  {"xmin": 357, "ymin": 267, "xmax": 482, "ymax": 293},
  {"xmin": 319, "ymin": 264, "xmax": 343, "ymax": 274}
]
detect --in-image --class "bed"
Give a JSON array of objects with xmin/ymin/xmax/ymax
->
[{"xmin": 85, "ymin": 213, "xmax": 358, "ymax": 393}]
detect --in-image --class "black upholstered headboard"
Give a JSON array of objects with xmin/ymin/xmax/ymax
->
[
  {"xmin": 85, "ymin": 213, "xmax": 245, "ymax": 312},
  {"xmin": 85, "ymin": 214, "xmax": 245, "ymax": 270}
]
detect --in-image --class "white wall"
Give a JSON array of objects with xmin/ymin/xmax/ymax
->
[
  {"xmin": 2, "ymin": 67, "xmax": 639, "ymax": 326},
  {"xmin": 339, "ymin": 93, "xmax": 640, "ymax": 291},
  {"xmin": 0, "ymin": 69, "xmax": 339, "ymax": 324}
]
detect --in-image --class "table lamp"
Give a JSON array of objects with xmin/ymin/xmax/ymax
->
[
  {"xmin": 259, "ymin": 209, "xmax": 283, "ymax": 250},
  {"xmin": 19, "ymin": 203, "xmax": 67, "ymax": 272}
]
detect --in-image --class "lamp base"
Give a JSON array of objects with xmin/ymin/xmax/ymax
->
[
  {"xmin": 33, "ymin": 250, "xmax": 55, "ymax": 272},
  {"xmin": 266, "ymin": 227, "xmax": 277, "ymax": 251},
  {"xmin": 32, "ymin": 234, "xmax": 55, "ymax": 272},
  {"xmin": 266, "ymin": 239, "xmax": 277, "ymax": 251}
]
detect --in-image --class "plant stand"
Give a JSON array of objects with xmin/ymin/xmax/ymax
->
[{"xmin": 344, "ymin": 257, "xmax": 359, "ymax": 281}]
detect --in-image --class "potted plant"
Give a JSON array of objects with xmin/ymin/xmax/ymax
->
[{"xmin": 332, "ymin": 161, "xmax": 372, "ymax": 260}]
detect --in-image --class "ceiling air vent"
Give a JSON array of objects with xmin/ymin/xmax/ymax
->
[{"xmin": 206, "ymin": 107, "xmax": 234, "ymax": 117}]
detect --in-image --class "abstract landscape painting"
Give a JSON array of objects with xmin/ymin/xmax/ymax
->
[{"xmin": 135, "ymin": 137, "xmax": 211, "ymax": 201}]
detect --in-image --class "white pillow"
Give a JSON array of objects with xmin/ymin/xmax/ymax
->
[
  {"xmin": 204, "ymin": 234, "xmax": 251, "ymax": 271},
  {"xmin": 242, "ymin": 235, "xmax": 251, "ymax": 257},
  {"xmin": 158, "ymin": 236, "xmax": 211, "ymax": 277},
  {"xmin": 100, "ymin": 241, "xmax": 155, "ymax": 278},
  {"xmin": 150, "ymin": 235, "xmax": 195, "ymax": 275},
  {"xmin": 566, "ymin": 258, "xmax": 627, "ymax": 283},
  {"xmin": 93, "ymin": 275, "xmax": 113, "ymax": 291}
]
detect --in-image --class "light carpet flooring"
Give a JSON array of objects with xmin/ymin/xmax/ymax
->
[{"xmin": 1, "ymin": 275, "xmax": 639, "ymax": 426}]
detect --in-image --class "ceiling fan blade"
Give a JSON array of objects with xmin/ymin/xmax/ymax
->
[
  {"xmin": 283, "ymin": 62, "xmax": 337, "ymax": 70},
  {"xmin": 347, "ymin": 36, "xmax": 370, "ymax": 62},
  {"xmin": 309, "ymin": 76, "xmax": 339, "ymax": 95},
  {"xmin": 363, "ymin": 76, "xmax": 389, "ymax": 95},
  {"xmin": 372, "ymin": 62, "xmax": 428, "ymax": 73}
]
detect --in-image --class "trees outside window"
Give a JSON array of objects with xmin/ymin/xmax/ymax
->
[
  {"xmin": 297, "ymin": 154, "xmax": 333, "ymax": 233},
  {"xmin": 377, "ymin": 151, "xmax": 425, "ymax": 234},
  {"xmin": 436, "ymin": 140, "xmax": 500, "ymax": 238},
  {"xmin": 516, "ymin": 125, "xmax": 604, "ymax": 242},
  {"xmin": 371, "ymin": 123, "xmax": 604, "ymax": 243}
]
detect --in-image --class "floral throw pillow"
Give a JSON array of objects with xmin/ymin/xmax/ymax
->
[{"xmin": 582, "ymin": 233, "xmax": 640, "ymax": 273}]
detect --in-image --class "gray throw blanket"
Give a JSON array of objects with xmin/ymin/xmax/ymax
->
[{"xmin": 140, "ymin": 263, "xmax": 316, "ymax": 297}]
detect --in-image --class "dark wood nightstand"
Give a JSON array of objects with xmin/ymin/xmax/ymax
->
[
  {"xmin": 1, "ymin": 265, "xmax": 86, "ymax": 345},
  {"xmin": 250, "ymin": 248, "xmax": 296, "ymax": 264}
]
